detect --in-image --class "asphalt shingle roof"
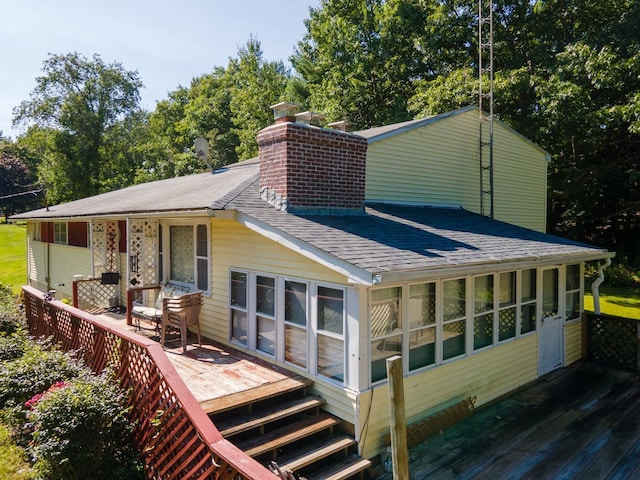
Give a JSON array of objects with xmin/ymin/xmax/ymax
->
[{"xmin": 216, "ymin": 179, "xmax": 608, "ymax": 276}]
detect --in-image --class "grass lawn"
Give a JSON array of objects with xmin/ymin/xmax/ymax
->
[
  {"xmin": 584, "ymin": 286, "xmax": 640, "ymax": 320},
  {"xmin": 0, "ymin": 222, "xmax": 27, "ymax": 295},
  {"xmin": 0, "ymin": 424, "xmax": 34, "ymax": 480}
]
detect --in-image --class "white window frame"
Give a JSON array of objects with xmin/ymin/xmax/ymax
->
[
  {"xmin": 564, "ymin": 263, "xmax": 582, "ymax": 322},
  {"xmin": 53, "ymin": 222, "xmax": 67, "ymax": 245},
  {"xmin": 160, "ymin": 222, "xmax": 210, "ymax": 293}
]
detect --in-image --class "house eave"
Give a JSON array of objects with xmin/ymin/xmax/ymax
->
[
  {"xmin": 12, "ymin": 209, "xmax": 211, "ymax": 222},
  {"xmin": 375, "ymin": 251, "xmax": 616, "ymax": 285}
]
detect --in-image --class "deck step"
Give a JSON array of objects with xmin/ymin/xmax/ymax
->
[
  {"xmin": 277, "ymin": 434, "xmax": 356, "ymax": 472},
  {"xmin": 304, "ymin": 454, "xmax": 372, "ymax": 480},
  {"xmin": 215, "ymin": 394, "xmax": 325, "ymax": 438},
  {"xmin": 236, "ymin": 412, "xmax": 340, "ymax": 458},
  {"xmin": 199, "ymin": 374, "xmax": 313, "ymax": 415}
]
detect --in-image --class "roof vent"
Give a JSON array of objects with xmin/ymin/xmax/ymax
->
[
  {"xmin": 327, "ymin": 120, "xmax": 356, "ymax": 132},
  {"xmin": 294, "ymin": 111, "xmax": 326, "ymax": 127},
  {"xmin": 270, "ymin": 102, "xmax": 300, "ymax": 124}
]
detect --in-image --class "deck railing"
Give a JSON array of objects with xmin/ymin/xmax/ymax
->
[
  {"xmin": 583, "ymin": 311, "xmax": 640, "ymax": 371},
  {"xmin": 22, "ymin": 286, "xmax": 273, "ymax": 480}
]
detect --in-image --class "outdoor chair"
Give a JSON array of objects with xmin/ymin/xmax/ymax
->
[
  {"xmin": 126, "ymin": 283, "xmax": 191, "ymax": 332},
  {"xmin": 160, "ymin": 291, "xmax": 203, "ymax": 352}
]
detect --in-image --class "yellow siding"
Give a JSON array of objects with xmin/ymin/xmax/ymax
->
[
  {"xmin": 564, "ymin": 320, "xmax": 584, "ymax": 365},
  {"xmin": 359, "ymin": 334, "xmax": 538, "ymax": 459},
  {"xmin": 202, "ymin": 218, "xmax": 348, "ymax": 343},
  {"xmin": 28, "ymin": 240, "xmax": 46, "ymax": 288},
  {"xmin": 48, "ymin": 245, "xmax": 92, "ymax": 300},
  {"xmin": 365, "ymin": 109, "xmax": 548, "ymax": 232}
]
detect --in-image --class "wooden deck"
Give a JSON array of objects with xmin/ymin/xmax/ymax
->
[
  {"xmin": 375, "ymin": 362, "xmax": 640, "ymax": 480},
  {"xmin": 97, "ymin": 312, "xmax": 306, "ymax": 410}
]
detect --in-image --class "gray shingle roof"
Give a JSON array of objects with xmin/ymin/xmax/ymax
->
[
  {"xmin": 11, "ymin": 160, "xmax": 259, "ymax": 219},
  {"xmin": 215, "ymin": 179, "xmax": 609, "ymax": 277}
]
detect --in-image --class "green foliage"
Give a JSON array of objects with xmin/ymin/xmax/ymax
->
[
  {"xmin": 12, "ymin": 53, "xmax": 143, "ymax": 204},
  {"xmin": 0, "ymin": 147, "xmax": 40, "ymax": 217},
  {"xmin": 28, "ymin": 372, "xmax": 141, "ymax": 480},
  {"xmin": 293, "ymin": 0, "xmax": 429, "ymax": 127},
  {"xmin": 0, "ymin": 423, "xmax": 35, "ymax": 480},
  {"xmin": 0, "ymin": 340, "xmax": 85, "ymax": 409},
  {"xmin": 0, "ymin": 332, "xmax": 29, "ymax": 362},
  {"xmin": 0, "ymin": 283, "xmax": 25, "ymax": 335}
]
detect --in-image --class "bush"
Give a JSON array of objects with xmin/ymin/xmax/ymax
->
[
  {"xmin": 0, "ymin": 329, "xmax": 30, "ymax": 361},
  {"xmin": 0, "ymin": 340, "xmax": 85, "ymax": 409},
  {"xmin": 585, "ymin": 260, "xmax": 640, "ymax": 288},
  {"xmin": 0, "ymin": 283, "xmax": 25, "ymax": 335},
  {"xmin": 27, "ymin": 371, "xmax": 142, "ymax": 480}
]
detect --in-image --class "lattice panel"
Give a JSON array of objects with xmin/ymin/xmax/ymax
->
[
  {"xmin": 587, "ymin": 314, "xmax": 637, "ymax": 370},
  {"xmin": 129, "ymin": 219, "xmax": 158, "ymax": 287},
  {"xmin": 92, "ymin": 221, "xmax": 120, "ymax": 277},
  {"xmin": 76, "ymin": 279, "xmax": 118, "ymax": 310},
  {"xmin": 385, "ymin": 396, "xmax": 476, "ymax": 448},
  {"xmin": 499, "ymin": 307, "xmax": 517, "ymax": 340}
]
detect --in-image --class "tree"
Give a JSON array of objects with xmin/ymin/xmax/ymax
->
[
  {"xmin": 13, "ymin": 53, "xmax": 143, "ymax": 203},
  {"xmin": 292, "ymin": 0, "xmax": 432, "ymax": 128},
  {"xmin": 0, "ymin": 147, "xmax": 40, "ymax": 217}
]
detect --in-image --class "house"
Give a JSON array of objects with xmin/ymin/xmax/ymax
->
[{"xmin": 11, "ymin": 105, "xmax": 613, "ymax": 460}]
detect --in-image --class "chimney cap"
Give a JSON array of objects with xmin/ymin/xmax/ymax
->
[
  {"xmin": 270, "ymin": 102, "xmax": 300, "ymax": 122},
  {"xmin": 295, "ymin": 111, "xmax": 326, "ymax": 127},
  {"xmin": 327, "ymin": 120, "xmax": 356, "ymax": 132}
]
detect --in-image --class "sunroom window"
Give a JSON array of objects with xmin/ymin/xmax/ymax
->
[
  {"xmin": 473, "ymin": 274, "xmax": 494, "ymax": 350},
  {"xmin": 316, "ymin": 286, "xmax": 345, "ymax": 383},
  {"xmin": 408, "ymin": 282, "xmax": 436, "ymax": 371},
  {"xmin": 498, "ymin": 272, "xmax": 517, "ymax": 341},
  {"xmin": 370, "ymin": 286, "xmax": 403, "ymax": 383},
  {"xmin": 443, "ymin": 278, "xmax": 466, "ymax": 360},
  {"xmin": 256, "ymin": 275, "xmax": 276, "ymax": 356},
  {"xmin": 230, "ymin": 271, "xmax": 248, "ymax": 345},
  {"xmin": 521, "ymin": 269, "xmax": 537, "ymax": 334},
  {"xmin": 565, "ymin": 264, "xmax": 581, "ymax": 320},
  {"xmin": 284, "ymin": 280, "xmax": 308, "ymax": 368}
]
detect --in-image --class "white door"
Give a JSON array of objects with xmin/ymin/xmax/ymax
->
[{"xmin": 539, "ymin": 267, "xmax": 564, "ymax": 375}]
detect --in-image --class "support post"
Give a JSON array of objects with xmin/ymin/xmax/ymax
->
[{"xmin": 386, "ymin": 355, "xmax": 409, "ymax": 479}]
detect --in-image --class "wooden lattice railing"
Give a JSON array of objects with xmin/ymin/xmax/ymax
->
[
  {"xmin": 583, "ymin": 312, "xmax": 640, "ymax": 371},
  {"xmin": 22, "ymin": 286, "xmax": 274, "ymax": 480},
  {"xmin": 72, "ymin": 278, "xmax": 119, "ymax": 311}
]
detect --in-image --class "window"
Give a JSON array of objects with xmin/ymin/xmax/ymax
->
[
  {"xmin": 443, "ymin": 278, "xmax": 466, "ymax": 360},
  {"xmin": 31, "ymin": 222, "xmax": 41, "ymax": 241},
  {"xmin": 521, "ymin": 269, "xmax": 537, "ymax": 334},
  {"xmin": 167, "ymin": 224, "xmax": 209, "ymax": 291},
  {"xmin": 256, "ymin": 275, "xmax": 276, "ymax": 356},
  {"xmin": 408, "ymin": 282, "xmax": 435, "ymax": 371},
  {"xmin": 565, "ymin": 264, "xmax": 581, "ymax": 320},
  {"xmin": 228, "ymin": 271, "xmax": 347, "ymax": 384},
  {"xmin": 370, "ymin": 287, "xmax": 403, "ymax": 383},
  {"xmin": 498, "ymin": 272, "xmax": 517, "ymax": 341},
  {"xmin": 542, "ymin": 268, "xmax": 559, "ymax": 318},
  {"xmin": 53, "ymin": 222, "xmax": 67, "ymax": 244},
  {"xmin": 473, "ymin": 275, "xmax": 494, "ymax": 350},
  {"xmin": 230, "ymin": 271, "xmax": 248, "ymax": 345},
  {"xmin": 284, "ymin": 280, "xmax": 308, "ymax": 368},
  {"xmin": 316, "ymin": 286, "xmax": 345, "ymax": 383}
]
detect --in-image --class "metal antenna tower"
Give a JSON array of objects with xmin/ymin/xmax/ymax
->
[{"xmin": 478, "ymin": 0, "xmax": 494, "ymax": 218}]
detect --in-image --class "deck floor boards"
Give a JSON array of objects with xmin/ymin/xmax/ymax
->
[{"xmin": 376, "ymin": 363, "xmax": 640, "ymax": 480}]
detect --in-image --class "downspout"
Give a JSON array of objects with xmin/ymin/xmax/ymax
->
[{"xmin": 591, "ymin": 258, "xmax": 611, "ymax": 314}]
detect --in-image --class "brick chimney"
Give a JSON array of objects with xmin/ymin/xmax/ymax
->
[{"xmin": 257, "ymin": 121, "xmax": 368, "ymax": 215}]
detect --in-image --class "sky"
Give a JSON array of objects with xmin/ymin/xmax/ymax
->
[{"xmin": 1, "ymin": 0, "xmax": 319, "ymax": 139}]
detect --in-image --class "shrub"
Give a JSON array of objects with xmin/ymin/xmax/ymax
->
[
  {"xmin": 28, "ymin": 371, "xmax": 142, "ymax": 480},
  {"xmin": 0, "ymin": 340, "xmax": 85, "ymax": 409},
  {"xmin": 585, "ymin": 260, "xmax": 640, "ymax": 288},
  {"xmin": 0, "ymin": 329, "xmax": 30, "ymax": 361},
  {"xmin": 0, "ymin": 283, "xmax": 25, "ymax": 335}
]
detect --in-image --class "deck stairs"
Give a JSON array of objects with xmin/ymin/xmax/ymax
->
[{"xmin": 204, "ymin": 375, "xmax": 371, "ymax": 480}]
